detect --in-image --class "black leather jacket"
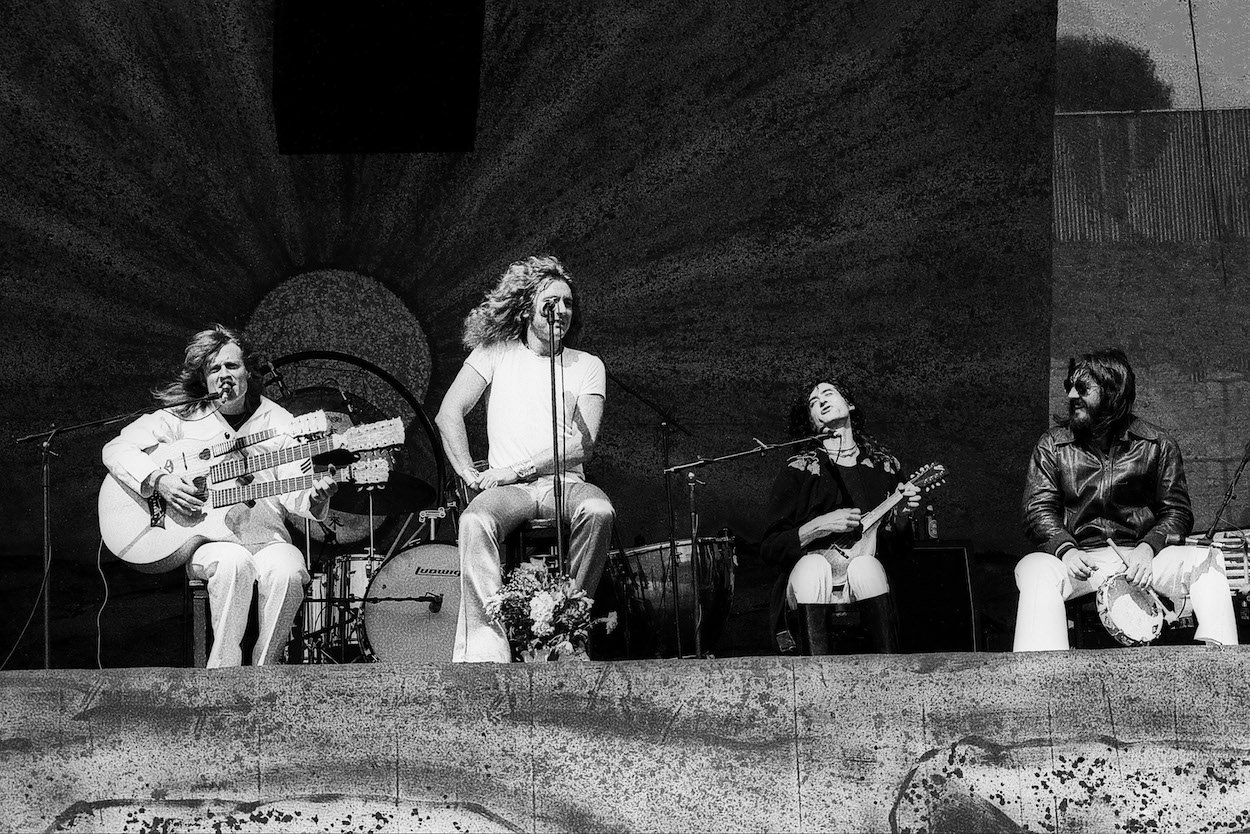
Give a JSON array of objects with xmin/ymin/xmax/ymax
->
[{"xmin": 1022, "ymin": 417, "xmax": 1193, "ymax": 556}]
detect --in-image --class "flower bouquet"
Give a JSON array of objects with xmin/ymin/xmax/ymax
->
[{"xmin": 485, "ymin": 561, "xmax": 613, "ymax": 662}]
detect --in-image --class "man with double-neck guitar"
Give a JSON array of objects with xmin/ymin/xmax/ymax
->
[
  {"xmin": 101, "ymin": 324, "xmax": 337, "ymax": 667},
  {"xmin": 761, "ymin": 377, "xmax": 922, "ymax": 655}
]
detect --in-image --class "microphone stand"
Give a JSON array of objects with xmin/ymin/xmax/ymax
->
[
  {"xmin": 1202, "ymin": 449, "xmax": 1250, "ymax": 545},
  {"xmin": 603, "ymin": 370, "xmax": 695, "ymax": 658},
  {"xmin": 543, "ymin": 304, "xmax": 567, "ymax": 575},
  {"xmin": 664, "ymin": 430, "xmax": 829, "ymax": 658},
  {"xmin": 14, "ymin": 392, "xmax": 221, "ymax": 669}
]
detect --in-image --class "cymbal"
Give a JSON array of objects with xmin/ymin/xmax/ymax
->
[{"xmin": 331, "ymin": 472, "xmax": 437, "ymax": 515}]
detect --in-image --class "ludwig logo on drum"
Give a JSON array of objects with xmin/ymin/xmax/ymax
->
[{"xmin": 412, "ymin": 566, "xmax": 460, "ymax": 577}]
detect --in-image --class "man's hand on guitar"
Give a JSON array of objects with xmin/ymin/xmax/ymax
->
[
  {"xmin": 476, "ymin": 467, "xmax": 520, "ymax": 490},
  {"xmin": 309, "ymin": 465, "xmax": 339, "ymax": 506},
  {"xmin": 1061, "ymin": 547, "xmax": 1097, "ymax": 581},
  {"xmin": 894, "ymin": 483, "xmax": 922, "ymax": 519},
  {"xmin": 804, "ymin": 508, "xmax": 862, "ymax": 538},
  {"xmin": 155, "ymin": 473, "xmax": 204, "ymax": 515}
]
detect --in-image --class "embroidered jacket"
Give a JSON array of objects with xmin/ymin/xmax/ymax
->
[{"xmin": 760, "ymin": 446, "xmax": 910, "ymax": 574}]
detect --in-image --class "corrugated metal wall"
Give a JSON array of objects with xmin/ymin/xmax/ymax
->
[{"xmin": 1053, "ymin": 109, "xmax": 1250, "ymax": 242}]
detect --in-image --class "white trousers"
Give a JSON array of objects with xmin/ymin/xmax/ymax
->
[
  {"xmin": 187, "ymin": 541, "xmax": 310, "ymax": 668},
  {"xmin": 1013, "ymin": 544, "xmax": 1238, "ymax": 651},
  {"xmin": 786, "ymin": 552, "xmax": 891, "ymax": 606},
  {"xmin": 453, "ymin": 479, "xmax": 615, "ymax": 662}
]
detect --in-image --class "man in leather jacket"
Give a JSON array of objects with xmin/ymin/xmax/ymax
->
[{"xmin": 1013, "ymin": 349, "xmax": 1238, "ymax": 650}]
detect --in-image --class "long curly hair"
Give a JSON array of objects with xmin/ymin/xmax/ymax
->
[
  {"xmin": 461, "ymin": 255, "xmax": 583, "ymax": 350},
  {"xmin": 787, "ymin": 375, "xmax": 895, "ymax": 463},
  {"xmin": 1055, "ymin": 348, "xmax": 1136, "ymax": 439},
  {"xmin": 152, "ymin": 324, "xmax": 265, "ymax": 417}
]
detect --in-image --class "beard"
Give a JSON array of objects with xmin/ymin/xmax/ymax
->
[{"xmin": 1068, "ymin": 400, "xmax": 1103, "ymax": 441}]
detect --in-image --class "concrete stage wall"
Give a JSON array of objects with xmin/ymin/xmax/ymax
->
[{"xmin": 2, "ymin": 650, "xmax": 1248, "ymax": 833}]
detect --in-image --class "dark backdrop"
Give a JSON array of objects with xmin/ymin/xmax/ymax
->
[{"xmin": 0, "ymin": 1, "xmax": 1055, "ymax": 663}]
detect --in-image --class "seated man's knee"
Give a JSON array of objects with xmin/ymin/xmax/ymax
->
[
  {"xmin": 197, "ymin": 544, "xmax": 256, "ymax": 583},
  {"xmin": 258, "ymin": 545, "xmax": 310, "ymax": 586},
  {"xmin": 575, "ymin": 497, "xmax": 615, "ymax": 526},
  {"xmin": 459, "ymin": 508, "xmax": 503, "ymax": 539},
  {"xmin": 1014, "ymin": 551, "xmax": 1063, "ymax": 589},
  {"xmin": 788, "ymin": 554, "xmax": 833, "ymax": 605}
]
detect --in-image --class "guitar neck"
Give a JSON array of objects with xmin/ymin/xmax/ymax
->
[
  {"xmin": 211, "ymin": 468, "xmax": 346, "ymax": 508},
  {"xmin": 209, "ymin": 436, "xmax": 337, "ymax": 483},
  {"xmin": 209, "ymin": 426, "xmax": 283, "ymax": 457},
  {"xmin": 861, "ymin": 490, "xmax": 905, "ymax": 532}
]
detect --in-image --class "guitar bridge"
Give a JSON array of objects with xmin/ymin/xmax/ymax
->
[{"xmin": 147, "ymin": 494, "xmax": 167, "ymax": 529}]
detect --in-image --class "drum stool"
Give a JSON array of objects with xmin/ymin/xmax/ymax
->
[
  {"xmin": 183, "ymin": 575, "xmax": 264, "ymax": 666},
  {"xmin": 185, "ymin": 577, "xmax": 209, "ymax": 667},
  {"xmin": 504, "ymin": 517, "xmax": 572, "ymax": 575}
]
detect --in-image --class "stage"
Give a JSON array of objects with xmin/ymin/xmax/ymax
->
[{"xmin": 3, "ymin": 649, "xmax": 1249, "ymax": 833}]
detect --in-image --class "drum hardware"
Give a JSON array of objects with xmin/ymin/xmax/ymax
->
[
  {"xmin": 607, "ymin": 535, "xmax": 737, "ymax": 660},
  {"xmin": 1199, "ymin": 441, "xmax": 1250, "ymax": 545},
  {"xmin": 663, "ymin": 430, "xmax": 830, "ymax": 658}
]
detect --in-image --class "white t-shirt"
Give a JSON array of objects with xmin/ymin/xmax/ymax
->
[{"xmin": 465, "ymin": 340, "xmax": 606, "ymax": 482}]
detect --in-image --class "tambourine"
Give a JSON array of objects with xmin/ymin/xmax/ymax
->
[{"xmin": 1095, "ymin": 573, "xmax": 1165, "ymax": 647}]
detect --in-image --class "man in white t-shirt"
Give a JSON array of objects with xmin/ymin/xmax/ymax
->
[{"xmin": 435, "ymin": 255, "xmax": 616, "ymax": 662}]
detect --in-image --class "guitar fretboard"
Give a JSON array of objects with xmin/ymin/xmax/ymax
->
[
  {"xmin": 212, "ymin": 471, "xmax": 331, "ymax": 508},
  {"xmin": 208, "ymin": 427, "xmax": 281, "ymax": 458},
  {"xmin": 210, "ymin": 436, "xmax": 337, "ymax": 483}
]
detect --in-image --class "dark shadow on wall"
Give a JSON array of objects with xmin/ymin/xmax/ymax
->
[{"xmin": 0, "ymin": 0, "xmax": 1055, "ymax": 666}]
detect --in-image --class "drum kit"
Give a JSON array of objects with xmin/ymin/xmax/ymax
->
[{"xmin": 265, "ymin": 352, "xmax": 741, "ymax": 664}]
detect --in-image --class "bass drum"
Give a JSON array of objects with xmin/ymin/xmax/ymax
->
[{"xmin": 361, "ymin": 542, "xmax": 461, "ymax": 663}]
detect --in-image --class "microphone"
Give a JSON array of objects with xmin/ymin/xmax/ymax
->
[
  {"xmin": 204, "ymin": 391, "xmax": 224, "ymax": 401},
  {"xmin": 540, "ymin": 297, "xmax": 558, "ymax": 319},
  {"xmin": 428, "ymin": 593, "xmax": 443, "ymax": 614},
  {"xmin": 263, "ymin": 361, "xmax": 291, "ymax": 397}
]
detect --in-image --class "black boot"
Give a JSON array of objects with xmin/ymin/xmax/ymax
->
[
  {"xmin": 858, "ymin": 593, "xmax": 900, "ymax": 654},
  {"xmin": 798, "ymin": 604, "xmax": 836, "ymax": 655}
]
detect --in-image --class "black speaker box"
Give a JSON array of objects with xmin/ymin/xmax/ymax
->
[
  {"xmin": 889, "ymin": 539, "xmax": 978, "ymax": 653},
  {"xmin": 273, "ymin": 0, "xmax": 485, "ymax": 153}
]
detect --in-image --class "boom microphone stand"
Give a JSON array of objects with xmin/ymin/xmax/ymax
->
[
  {"xmin": 15, "ymin": 391, "xmax": 222, "ymax": 669},
  {"xmin": 664, "ymin": 430, "xmax": 829, "ymax": 658},
  {"xmin": 1200, "ymin": 440, "xmax": 1250, "ymax": 545}
]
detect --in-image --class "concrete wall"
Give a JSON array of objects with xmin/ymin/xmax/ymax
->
[
  {"xmin": 0, "ymin": 0, "xmax": 1055, "ymax": 574},
  {"xmin": 3, "ymin": 650, "xmax": 1249, "ymax": 832},
  {"xmin": 1051, "ymin": 241, "xmax": 1250, "ymax": 531}
]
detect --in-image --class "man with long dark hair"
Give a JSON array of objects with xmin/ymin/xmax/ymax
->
[
  {"xmin": 435, "ymin": 255, "xmax": 615, "ymax": 662},
  {"xmin": 1013, "ymin": 349, "xmax": 1238, "ymax": 650},
  {"xmin": 761, "ymin": 377, "xmax": 920, "ymax": 654},
  {"xmin": 102, "ymin": 324, "xmax": 338, "ymax": 666}
]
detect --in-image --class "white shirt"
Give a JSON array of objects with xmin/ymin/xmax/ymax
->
[{"xmin": 465, "ymin": 340, "xmax": 606, "ymax": 483}]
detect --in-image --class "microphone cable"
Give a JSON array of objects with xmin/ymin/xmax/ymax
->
[
  {"xmin": 95, "ymin": 538, "xmax": 108, "ymax": 670},
  {"xmin": 0, "ymin": 549, "xmax": 53, "ymax": 671}
]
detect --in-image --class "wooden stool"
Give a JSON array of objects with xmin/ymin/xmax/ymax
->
[
  {"xmin": 185, "ymin": 577, "xmax": 209, "ymax": 668},
  {"xmin": 183, "ymin": 575, "xmax": 265, "ymax": 667}
]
